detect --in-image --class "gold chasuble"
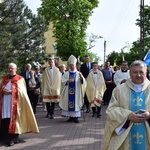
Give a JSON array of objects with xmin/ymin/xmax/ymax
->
[
  {"xmin": 0, "ymin": 75, "xmax": 39, "ymax": 134},
  {"xmin": 101, "ymin": 79, "xmax": 150, "ymax": 150},
  {"xmin": 41, "ymin": 66, "xmax": 61, "ymax": 103},
  {"xmin": 86, "ymin": 70, "xmax": 106, "ymax": 107}
]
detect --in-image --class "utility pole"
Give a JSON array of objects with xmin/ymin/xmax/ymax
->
[
  {"xmin": 99, "ymin": 36, "xmax": 106, "ymax": 65},
  {"xmin": 104, "ymin": 40, "xmax": 106, "ymax": 65},
  {"xmin": 140, "ymin": 0, "xmax": 145, "ymax": 60}
]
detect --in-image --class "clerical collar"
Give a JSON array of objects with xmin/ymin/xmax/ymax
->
[
  {"xmin": 94, "ymin": 72, "xmax": 97, "ymax": 74},
  {"xmin": 9, "ymin": 74, "xmax": 16, "ymax": 79},
  {"xmin": 50, "ymin": 67, "xmax": 53, "ymax": 69},
  {"xmin": 132, "ymin": 82, "xmax": 144, "ymax": 92},
  {"xmin": 69, "ymin": 70, "xmax": 76, "ymax": 73},
  {"xmin": 121, "ymin": 70, "xmax": 128, "ymax": 72}
]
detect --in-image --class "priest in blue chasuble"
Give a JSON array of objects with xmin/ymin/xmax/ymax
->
[
  {"xmin": 59, "ymin": 55, "xmax": 86, "ymax": 123},
  {"xmin": 101, "ymin": 60, "xmax": 150, "ymax": 150}
]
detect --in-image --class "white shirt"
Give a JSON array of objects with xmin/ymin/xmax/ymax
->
[
  {"xmin": 50, "ymin": 67, "xmax": 53, "ymax": 84},
  {"xmin": 2, "ymin": 80, "xmax": 12, "ymax": 119},
  {"xmin": 93, "ymin": 71, "xmax": 98, "ymax": 87},
  {"xmin": 26, "ymin": 70, "xmax": 30, "ymax": 79},
  {"xmin": 86, "ymin": 62, "xmax": 91, "ymax": 70}
]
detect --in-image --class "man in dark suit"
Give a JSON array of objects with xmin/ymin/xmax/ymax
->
[
  {"xmin": 80, "ymin": 55, "xmax": 92, "ymax": 113},
  {"xmin": 20, "ymin": 63, "xmax": 32, "ymax": 95}
]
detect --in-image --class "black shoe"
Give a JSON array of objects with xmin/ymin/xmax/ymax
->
[
  {"xmin": 97, "ymin": 114, "xmax": 101, "ymax": 118},
  {"xmin": 92, "ymin": 114, "xmax": 96, "ymax": 117},
  {"xmin": 85, "ymin": 109, "xmax": 90, "ymax": 113},
  {"xmin": 49, "ymin": 115, "xmax": 54, "ymax": 119},
  {"xmin": 45, "ymin": 114, "xmax": 49, "ymax": 118},
  {"xmin": 8, "ymin": 141, "xmax": 14, "ymax": 146},
  {"xmin": 13, "ymin": 138, "xmax": 19, "ymax": 144},
  {"xmin": 67, "ymin": 117, "xmax": 73, "ymax": 122},
  {"xmin": 74, "ymin": 117, "xmax": 79, "ymax": 123}
]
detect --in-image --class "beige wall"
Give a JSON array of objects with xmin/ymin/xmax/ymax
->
[
  {"xmin": 44, "ymin": 24, "xmax": 66, "ymax": 67},
  {"xmin": 44, "ymin": 24, "xmax": 56, "ymax": 56}
]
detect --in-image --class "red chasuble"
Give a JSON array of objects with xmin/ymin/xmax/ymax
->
[{"xmin": 0, "ymin": 74, "xmax": 39, "ymax": 134}]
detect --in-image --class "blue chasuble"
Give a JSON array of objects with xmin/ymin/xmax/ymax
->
[
  {"xmin": 68, "ymin": 72, "xmax": 76, "ymax": 111},
  {"xmin": 130, "ymin": 90, "xmax": 147, "ymax": 150}
]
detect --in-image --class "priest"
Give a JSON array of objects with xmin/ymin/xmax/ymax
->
[
  {"xmin": 0, "ymin": 63, "xmax": 39, "ymax": 146},
  {"xmin": 86, "ymin": 62, "xmax": 106, "ymax": 117},
  {"xmin": 101, "ymin": 60, "xmax": 150, "ymax": 150},
  {"xmin": 41, "ymin": 57, "xmax": 61, "ymax": 119},
  {"xmin": 114, "ymin": 61, "xmax": 130, "ymax": 86},
  {"xmin": 59, "ymin": 55, "xmax": 86, "ymax": 123}
]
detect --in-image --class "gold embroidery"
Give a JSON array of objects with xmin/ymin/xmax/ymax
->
[
  {"xmin": 68, "ymin": 101, "xmax": 74, "ymax": 108},
  {"xmin": 69, "ymin": 88, "xmax": 75, "ymax": 95}
]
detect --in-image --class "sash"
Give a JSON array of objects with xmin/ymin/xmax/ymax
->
[
  {"xmin": 130, "ymin": 90, "xmax": 147, "ymax": 150},
  {"xmin": 68, "ymin": 72, "xmax": 76, "ymax": 111}
]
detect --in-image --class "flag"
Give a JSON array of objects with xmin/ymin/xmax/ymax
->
[
  {"xmin": 113, "ymin": 59, "xmax": 116, "ymax": 66},
  {"xmin": 144, "ymin": 49, "xmax": 150, "ymax": 65}
]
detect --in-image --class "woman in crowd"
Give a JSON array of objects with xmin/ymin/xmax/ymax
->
[{"xmin": 28, "ymin": 70, "xmax": 41, "ymax": 114}]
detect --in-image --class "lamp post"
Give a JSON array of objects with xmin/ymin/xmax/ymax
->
[{"xmin": 99, "ymin": 36, "xmax": 106, "ymax": 65}]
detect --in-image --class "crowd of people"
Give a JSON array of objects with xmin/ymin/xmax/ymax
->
[{"xmin": 0, "ymin": 54, "xmax": 150, "ymax": 149}]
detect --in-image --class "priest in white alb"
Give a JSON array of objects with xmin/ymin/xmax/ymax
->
[
  {"xmin": 41, "ymin": 57, "xmax": 61, "ymax": 119},
  {"xmin": 86, "ymin": 62, "xmax": 106, "ymax": 117},
  {"xmin": 114, "ymin": 61, "xmax": 130, "ymax": 86},
  {"xmin": 59, "ymin": 55, "xmax": 86, "ymax": 123}
]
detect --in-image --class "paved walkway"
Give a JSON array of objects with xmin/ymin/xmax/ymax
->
[{"xmin": 0, "ymin": 104, "xmax": 107, "ymax": 150}]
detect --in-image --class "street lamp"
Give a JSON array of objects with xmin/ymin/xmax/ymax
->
[{"xmin": 99, "ymin": 36, "xmax": 106, "ymax": 65}]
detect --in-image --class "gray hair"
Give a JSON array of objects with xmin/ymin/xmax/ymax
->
[
  {"xmin": 8, "ymin": 63, "xmax": 17, "ymax": 68},
  {"xmin": 26, "ymin": 63, "xmax": 32, "ymax": 67},
  {"xmin": 129, "ymin": 60, "xmax": 147, "ymax": 70}
]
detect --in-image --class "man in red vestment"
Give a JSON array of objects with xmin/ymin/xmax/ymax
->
[{"xmin": 0, "ymin": 63, "xmax": 39, "ymax": 146}]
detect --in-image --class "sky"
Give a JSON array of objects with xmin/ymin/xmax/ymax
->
[{"xmin": 24, "ymin": 0, "xmax": 150, "ymax": 64}]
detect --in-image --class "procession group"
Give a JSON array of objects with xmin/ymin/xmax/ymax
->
[{"xmin": 0, "ymin": 54, "xmax": 150, "ymax": 150}]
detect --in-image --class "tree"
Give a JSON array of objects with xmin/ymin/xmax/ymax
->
[
  {"xmin": 0, "ymin": 0, "xmax": 48, "ymax": 73},
  {"xmin": 38, "ymin": 0, "xmax": 99, "ymax": 61},
  {"xmin": 132, "ymin": 5, "xmax": 150, "ymax": 59}
]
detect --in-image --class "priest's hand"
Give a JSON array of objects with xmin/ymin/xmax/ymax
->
[
  {"xmin": 3, "ymin": 88, "xmax": 12, "ymax": 94},
  {"xmin": 128, "ymin": 110, "xmax": 149, "ymax": 123},
  {"xmin": 139, "ymin": 109, "xmax": 150, "ymax": 121},
  {"xmin": 120, "ymin": 79, "xmax": 127, "ymax": 84},
  {"xmin": 68, "ymin": 78, "xmax": 74, "ymax": 82}
]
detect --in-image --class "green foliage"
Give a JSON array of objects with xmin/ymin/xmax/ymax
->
[
  {"xmin": 38, "ymin": 0, "xmax": 99, "ymax": 61},
  {"xmin": 87, "ymin": 52, "xmax": 101, "ymax": 63},
  {"xmin": 0, "ymin": 0, "xmax": 48, "ymax": 73}
]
